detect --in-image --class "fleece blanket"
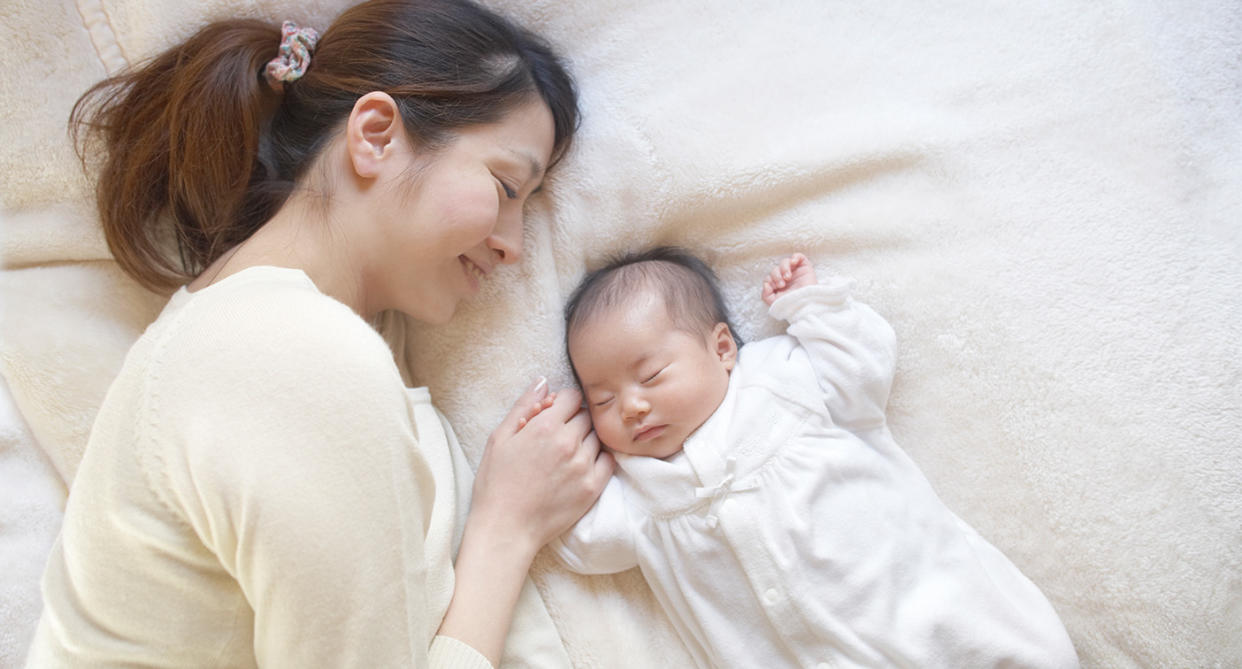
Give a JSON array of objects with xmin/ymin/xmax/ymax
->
[{"xmin": 2, "ymin": 0, "xmax": 1240, "ymax": 666}]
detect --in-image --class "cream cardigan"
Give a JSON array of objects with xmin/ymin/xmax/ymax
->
[{"xmin": 28, "ymin": 267, "xmax": 568, "ymax": 668}]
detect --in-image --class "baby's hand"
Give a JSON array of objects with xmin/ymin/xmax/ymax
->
[{"xmin": 762, "ymin": 253, "xmax": 817, "ymax": 305}]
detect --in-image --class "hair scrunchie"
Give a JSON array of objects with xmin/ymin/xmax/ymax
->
[{"xmin": 264, "ymin": 21, "xmax": 320, "ymax": 92}]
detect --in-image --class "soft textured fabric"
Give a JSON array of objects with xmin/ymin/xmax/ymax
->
[
  {"xmin": 553, "ymin": 280, "xmax": 1078, "ymax": 668},
  {"xmin": 25, "ymin": 266, "xmax": 567, "ymax": 669},
  {"xmin": 3, "ymin": 1, "xmax": 1240, "ymax": 667}
]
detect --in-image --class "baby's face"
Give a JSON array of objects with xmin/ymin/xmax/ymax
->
[{"xmin": 569, "ymin": 292, "xmax": 735, "ymax": 458}]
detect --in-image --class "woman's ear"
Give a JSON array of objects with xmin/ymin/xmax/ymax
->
[
  {"xmin": 712, "ymin": 322, "xmax": 738, "ymax": 372},
  {"xmin": 346, "ymin": 91, "xmax": 402, "ymax": 179}
]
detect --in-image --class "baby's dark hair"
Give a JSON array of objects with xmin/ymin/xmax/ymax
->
[{"xmin": 564, "ymin": 247, "xmax": 743, "ymax": 375}]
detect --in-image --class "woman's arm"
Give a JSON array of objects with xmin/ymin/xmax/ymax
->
[
  {"xmin": 165, "ymin": 291, "xmax": 611, "ymax": 668},
  {"xmin": 172, "ymin": 305, "xmax": 460, "ymax": 667},
  {"xmin": 438, "ymin": 382, "xmax": 614, "ymax": 665}
]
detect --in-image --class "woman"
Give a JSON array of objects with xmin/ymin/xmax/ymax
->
[{"xmin": 27, "ymin": 0, "xmax": 613, "ymax": 666}]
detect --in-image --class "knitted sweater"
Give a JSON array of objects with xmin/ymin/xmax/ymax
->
[{"xmin": 28, "ymin": 266, "xmax": 568, "ymax": 668}]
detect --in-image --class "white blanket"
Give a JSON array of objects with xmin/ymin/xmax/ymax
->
[{"xmin": 2, "ymin": 0, "xmax": 1239, "ymax": 666}]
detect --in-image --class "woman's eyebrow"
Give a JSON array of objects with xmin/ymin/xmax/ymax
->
[{"xmin": 508, "ymin": 148, "xmax": 545, "ymax": 182}]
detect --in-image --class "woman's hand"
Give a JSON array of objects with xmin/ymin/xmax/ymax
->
[
  {"xmin": 438, "ymin": 378, "xmax": 614, "ymax": 663},
  {"xmin": 469, "ymin": 378, "xmax": 615, "ymax": 558}
]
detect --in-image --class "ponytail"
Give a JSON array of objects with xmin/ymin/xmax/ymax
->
[
  {"xmin": 72, "ymin": 0, "xmax": 579, "ymax": 294},
  {"xmin": 71, "ymin": 20, "xmax": 281, "ymax": 292}
]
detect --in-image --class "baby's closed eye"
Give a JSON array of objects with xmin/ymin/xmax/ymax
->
[{"xmin": 591, "ymin": 395, "xmax": 614, "ymax": 407}]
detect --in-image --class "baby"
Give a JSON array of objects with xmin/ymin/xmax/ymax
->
[{"xmin": 552, "ymin": 247, "xmax": 1078, "ymax": 668}]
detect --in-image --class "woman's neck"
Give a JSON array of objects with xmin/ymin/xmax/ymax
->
[{"xmin": 187, "ymin": 194, "xmax": 368, "ymax": 316}]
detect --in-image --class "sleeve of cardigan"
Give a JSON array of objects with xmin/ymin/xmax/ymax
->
[
  {"xmin": 429, "ymin": 636, "xmax": 494, "ymax": 669},
  {"xmin": 149, "ymin": 287, "xmax": 493, "ymax": 668},
  {"xmin": 767, "ymin": 277, "xmax": 898, "ymax": 431}
]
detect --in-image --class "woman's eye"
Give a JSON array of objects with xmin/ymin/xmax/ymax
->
[{"xmin": 498, "ymin": 179, "xmax": 518, "ymax": 200}]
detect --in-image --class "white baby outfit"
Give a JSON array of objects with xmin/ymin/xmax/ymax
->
[{"xmin": 552, "ymin": 278, "xmax": 1078, "ymax": 669}]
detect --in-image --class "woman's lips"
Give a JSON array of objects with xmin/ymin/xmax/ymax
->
[
  {"xmin": 460, "ymin": 256, "xmax": 484, "ymax": 291},
  {"xmin": 634, "ymin": 424, "xmax": 666, "ymax": 442}
]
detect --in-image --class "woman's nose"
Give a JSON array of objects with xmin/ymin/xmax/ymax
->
[{"xmin": 488, "ymin": 209, "xmax": 524, "ymax": 265}]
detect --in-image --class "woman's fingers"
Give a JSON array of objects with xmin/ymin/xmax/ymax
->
[
  {"xmin": 564, "ymin": 406, "xmax": 593, "ymax": 440},
  {"xmin": 567, "ymin": 431, "xmax": 613, "ymax": 518},
  {"xmin": 526, "ymin": 386, "xmax": 584, "ymax": 426},
  {"xmin": 592, "ymin": 451, "xmax": 616, "ymax": 495},
  {"xmin": 588, "ymin": 434, "xmax": 615, "ymax": 485},
  {"xmin": 516, "ymin": 392, "xmax": 555, "ymax": 429},
  {"xmin": 494, "ymin": 377, "xmax": 550, "ymax": 440},
  {"xmin": 473, "ymin": 389, "xmax": 619, "ymax": 550}
]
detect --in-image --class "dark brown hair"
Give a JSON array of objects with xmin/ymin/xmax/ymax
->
[
  {"xmin": 71, "ymin": 0, "xmax": 579, "ymax": 292},
  {"xmin": 564, "ymin": 246, "xmax": 743, "ymax": 380}
]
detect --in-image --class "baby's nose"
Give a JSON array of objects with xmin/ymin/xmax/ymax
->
[{"xmin": 622, "ymin": 395, "xmax": 650, "ymax": 419}]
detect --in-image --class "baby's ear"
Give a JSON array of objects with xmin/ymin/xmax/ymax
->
[{"xmin": 712, "ymin": 323, "xmax": 738, "ymax": 372}]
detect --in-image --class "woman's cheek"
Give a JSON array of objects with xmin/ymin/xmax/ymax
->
[
  {"xmin": 463, "ymin": 184, "xmax": 503, "ymax": 235},
  {"xmin": 431, "ymin": 182, "xmax": 499, "ymax": 238}
]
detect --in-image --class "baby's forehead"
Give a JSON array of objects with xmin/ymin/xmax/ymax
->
[{"xmin": 573, "ymin": 288, "xmax": 672, "ymax": 337}]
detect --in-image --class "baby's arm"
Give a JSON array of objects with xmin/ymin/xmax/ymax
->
[
  {"xmin": 765, "ymin": 254, "xmax": 897, "ymax": 430},
  {"xmin": 548, "ymin": 475, "xmax": 638, "ymax": 575}
]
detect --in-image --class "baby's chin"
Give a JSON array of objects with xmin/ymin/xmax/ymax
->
[{"xmin": 605, "ymin": 438, "xmax": 685, "ymax": 461}]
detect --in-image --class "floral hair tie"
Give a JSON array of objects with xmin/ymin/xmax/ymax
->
[{"xmin": 264, "ymin": 21, "xmax": 320, "ymax": 92}]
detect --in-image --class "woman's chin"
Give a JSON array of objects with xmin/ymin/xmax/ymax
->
[
  {"xmin": 423, "ymin": 308, "xmax": 457, "ymax": 326},
  {"xmin": 397, "ymin": 299, "xmax": 458, "ymax": 326}
]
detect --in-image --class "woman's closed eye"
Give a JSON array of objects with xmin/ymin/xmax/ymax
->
[{"xmin": 494, "ymin": 174, "xmax": 519, "ymax": 200}]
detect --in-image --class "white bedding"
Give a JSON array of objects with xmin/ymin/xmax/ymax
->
[{"xmin": 2, "ymin": 0, "xmax": 1240, "ymax": 666}]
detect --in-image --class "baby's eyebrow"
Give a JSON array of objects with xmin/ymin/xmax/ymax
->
[
  {"xmin": 577, "ymin": 377, "xmax": 605, "ymax": 393},
  {"xmin": 575, "ymin": 350, "xmax": 656, "ymax": 391},
  {"xmin": 630, "ymin": 352, "xmax": 654, "ymax": 370}
]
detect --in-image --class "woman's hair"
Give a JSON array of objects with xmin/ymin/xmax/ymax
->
[
  {"xmin": 564, "ymin": 246, "xmax": 743, "ymax": 373},
  {"xmin": 71, "ymin": 0, "xmax": 579, "ymax": 292}
]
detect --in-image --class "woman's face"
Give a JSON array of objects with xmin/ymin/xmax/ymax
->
[{"xmin": 368, "ymin": 97, "xmax": 556, "ymax": 323}]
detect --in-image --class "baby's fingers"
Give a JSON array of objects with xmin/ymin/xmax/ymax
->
[
  {"xmin": 768, "ymin": 265, "xmax": 786, "ymax": 289},
  {"xmin": 789, "ymin": 253, "xmax": 809, "ymax": 272},
  {"xmin": 781, "ymin": 254, "xmax": 806, "ymax": 281}
]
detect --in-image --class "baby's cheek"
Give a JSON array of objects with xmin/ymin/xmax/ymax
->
[{"xmin": 594, "ymin": 416, "xmax": 624, "ymax": 452}]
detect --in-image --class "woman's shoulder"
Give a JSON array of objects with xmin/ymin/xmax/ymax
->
[
  {"xmin": 122, "ymin": 266, "xmax": 419, "ymax": 477},
  {"xmin": 168, "ymin": 265, "xmax": 366, "ymax": 331},
  {"xmin": 147, "ymin": 266, "xmax": 404, "ymax": 401}
]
